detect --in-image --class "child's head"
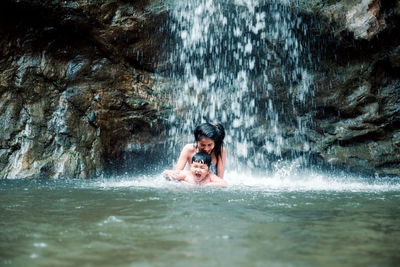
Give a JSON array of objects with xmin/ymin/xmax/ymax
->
[
  {"xmin": 192, "ymin": 152, "xmax": 212, "ymax": 167},
  {"xmin": 191, "ymin": 152, "xmax": 212, "ymax": 180}
]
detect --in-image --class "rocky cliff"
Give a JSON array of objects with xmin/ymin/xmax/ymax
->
[
  {"xmin": 304, "ymin": 0, "xmax": 400, "ymax": 175},
  {"xmin": 0, "ymin": 0, "xmax": 169, "ymax": 178},
  {"xmin": 244, "ymin": 0, "xmax": 400, "ymax": 176},
  {"xmin": 0, "ymin": 0, "xmax": 399, "ymax": 178}
]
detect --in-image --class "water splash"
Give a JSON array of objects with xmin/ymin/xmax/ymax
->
[
  {"xmin": 163, "ymin": 0, "xmax": 314, "ymax": 172},
  {"xmin": 92, "ymin": 171, "xmax": 400, "ymax": 193}
]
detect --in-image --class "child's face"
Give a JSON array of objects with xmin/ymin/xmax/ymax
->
[
  {"xmin": 190, "ymin": 161, "xmax": 209, "ymax": 180},
  {"xmin": 197, "ymin": 137, "xmax": 215, "ymax": 155}
]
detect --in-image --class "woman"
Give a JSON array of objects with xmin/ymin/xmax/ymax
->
[{"xmin": 174, "ymin": 122, "xmax": 226, "ymax": 178}]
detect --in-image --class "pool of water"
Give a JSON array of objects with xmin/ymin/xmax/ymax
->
[{"xmin": 1, "ymin": 171, "xmax": 400, "ymax": 266}]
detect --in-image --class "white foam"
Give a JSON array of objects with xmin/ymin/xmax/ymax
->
[
  {"xmin": 98, "ymin": 216, "xmax": 124, "ymax": 226},
  {"xmin": 224, "ymin": 170, "xmax": 400, "ymax": 192},
  {"xmin": 33, "ymin": 242, "xmax": 47, "ymax": 248},
  {"xmin": 91, "ymin": 169, "xmax": 400, "ymax": 193},
  {"xmin": 95, "ymin": 175, "xmax": 176, "ymax": 190}
]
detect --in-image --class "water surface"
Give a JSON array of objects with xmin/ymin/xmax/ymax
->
[{"xmin": 1, "ymin": 173, "xmax": 400, "ymax": 266}]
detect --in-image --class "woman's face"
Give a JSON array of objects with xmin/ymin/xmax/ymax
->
[{"xmin": 197, "ymin": 137, "xmax": 215, "ymax": 155}]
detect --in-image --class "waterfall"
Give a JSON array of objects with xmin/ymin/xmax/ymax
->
[{"xmin": 162, "ymin": 0, "xmax": 314, "ymax": 172}]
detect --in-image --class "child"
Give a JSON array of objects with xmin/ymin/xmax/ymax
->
[{"xmin": 163, "ymin": 152, "xmax": 227, "ymax": 187}]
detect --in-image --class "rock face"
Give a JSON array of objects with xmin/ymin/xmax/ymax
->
[
  {"xmin": 316, "ymin": 0, "xmax": 387, "ymax": 40},
  {"xmin": 0, "ymin": 0, "xmax": 169, "ymax": 178},
  {"xmin": 224, "ymin": 0, "xmax": 399, "ymax": 176},
  {"xmin": 0, "ymin": 0, "xmax": 399, "ymax": 178},
  {"xmin": 274, "ymin": 0, "xmax": 400, "ymax": 175},
  {"xmin": 310, "ymin": 0, "xmax": 400, "ymax": 175}
]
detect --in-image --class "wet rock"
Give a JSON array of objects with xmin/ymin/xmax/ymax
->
[
  {"xmin": 345, "ymin": 0, "xmax": 386, "ymax": 40},
  {"xmin": 246, "ymin": 0, "xmax": 400, "ymax": 176},
  {"xmin": 302, "ymin": 0, "xmax": 400, "ymax": 175},
  {"xmin": 303, "ymin": 0, "xmax": 387, "ymax": 41},
  {"xmin": 0, "ymin": 0, "xmax": 169, "ymax": 178},
  {"xmin": 390, "ymin": 45, "xmax": 400, "ymax": 68}
]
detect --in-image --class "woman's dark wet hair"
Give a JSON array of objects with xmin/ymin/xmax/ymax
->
[
  {"xmin": 194, "ymin": 122, "xmax": 225, "ymax": 167},
  {"xmin": 191, "ymin": 152, "xmax": 212, "ymax": 168}
]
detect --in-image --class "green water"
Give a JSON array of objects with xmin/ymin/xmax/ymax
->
[{"xmin": 1, "ymin": 174, "xmax": 400, "ymax": 267}]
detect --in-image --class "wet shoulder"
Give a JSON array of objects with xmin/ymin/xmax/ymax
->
[
  {"xmin": 183, "ymin": 144, "xmax": 196, "ymax": 154},
  {"xmin": 221, "ymin": 146, "xmax": 227, "ymax": 154}
]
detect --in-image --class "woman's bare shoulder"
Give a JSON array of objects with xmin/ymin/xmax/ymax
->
[{"xmin": 182, "ymin": 143, "xmax": 196, "ymax": 153}]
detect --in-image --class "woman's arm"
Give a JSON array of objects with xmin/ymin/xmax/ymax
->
[
  {"xmin": 217, "ymin": 147, "xmax": 226, "ymax": 178},
  {"xmin": 174, "ymin": 144, "xmax": 194, "ymax": 171},
  {"xmin": 207, "ymin": 173, "xmax": 227, "ymax": 187}
]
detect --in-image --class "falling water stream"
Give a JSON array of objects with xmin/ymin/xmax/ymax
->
[
  {"xmin": 163, "ymin": 0, "xmax": 316, "ymax": 171},
  {"xmin": 1, "ymin": 0, "xmax": 400, "ymax": 266}
]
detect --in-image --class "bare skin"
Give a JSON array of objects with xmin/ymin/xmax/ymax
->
[
  {"xmin": 173, "ymin": 137, "xmax": 226, "ymax": 178},
  {"xmin": 164, "ymin": 161, "xmax": 227, "ymax": 187}
]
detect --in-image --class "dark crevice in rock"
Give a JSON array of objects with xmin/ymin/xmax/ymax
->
[
  {"xmin": 336, "ymin": 129, "xmax": 387, "ymax": 146},
  {"xmin": 1, "ymin": 1, "xmax": 93, "ymax": 50}
]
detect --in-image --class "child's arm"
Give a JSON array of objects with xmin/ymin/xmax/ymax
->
[{"xmin": 163, "ymin": 170, "xmax": 186, "ymax": 181}]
